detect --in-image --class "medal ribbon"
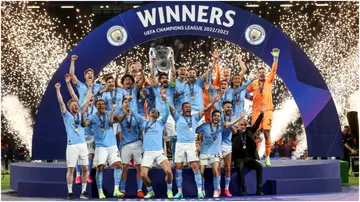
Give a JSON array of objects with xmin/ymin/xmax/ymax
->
[
  {"xmin": 73, "ymin": 113, "xmax": 80, "ymax": 129},
  {"xmin": 110, "ymin": 89, "xmax": 118, "ymax": 105},
  {"xmin": 210, "ymin": 123, "xmax": 219, "ymax": 142},
  {"xmin": 85, "ymin": 106, "xmax": 94, "ymax": 117},
  {"xmin": 183, "ymin": 115, "xmax": 192, "ymax": 129},
  {"xmin": 97, "ymin": 113, "xmax": 106, "ymax": 130},
  {"xmin": 126, "ymin": 114, "xmax": 133, "ymax": 131},
  {"xmin": 240, "ymin": 133, "xmax": 247, "ymax": 148},
  {"xmin": 145, "ymin": 121, "xmax": 156, "ymax": 134},
  {"xmin": 258, "ymin": 81, "xmax": 265, "ymax": 96},
  {"xmin": 188, "ymin": 83, "xmax": 195, "ymax": 98}
]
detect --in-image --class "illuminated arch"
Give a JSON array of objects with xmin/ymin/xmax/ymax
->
[{"xmin": 33, "ymin": 2, "xmax": 342, "ymax": 159}]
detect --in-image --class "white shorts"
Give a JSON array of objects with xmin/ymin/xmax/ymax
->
[
  {"xmin": 141, "ymin": 150, "xmax": 168, "ymax": 168},
  {"xmin": 159, "ymin": 115, "xmax": 176, "ymax": 137},
  {"xmin": 95, "ymin": 145, "xmax": 121, "ymax": 166},
  {"xmin": 85, "ymin": 136, "xmax": 95, "ymax": 154},
  {"xmin": 199, "ymin": 154, "xmax": 220, "ymax": 166},
  {"xmin": 66, "ymin": 143, "xmax": 89, "ymax": 168},
  {"xmin": 175, "ymin": 142, "xmax": 199, "ymax": 163},
  {"xmin": 220, "ymin": 145, "xmax": 232, "ymax": 158},
  {"xmin": 121, "ymin": 140, "xmax": 143, "ymax": 165},
  {"xmin": 113, "ymin": 123, "xmax": 122, "ymax": 135}
]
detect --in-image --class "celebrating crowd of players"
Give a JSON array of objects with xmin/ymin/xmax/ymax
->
[{"xmin": 55, "ymin": 48, "xmax": 280, "ymax": 199}]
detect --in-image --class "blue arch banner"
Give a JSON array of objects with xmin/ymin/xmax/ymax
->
[{"xmin": 33, "ymin": 2, "xmax": 342, "ymax": 159}]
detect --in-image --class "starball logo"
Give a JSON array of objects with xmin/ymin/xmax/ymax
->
[{"xmin": 136, "ymin": 5, "xmax": 236, "ymax": 28}]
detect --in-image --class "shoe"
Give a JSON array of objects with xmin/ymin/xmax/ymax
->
[
  {"xmin": 256, "ymin": 190, "xmax": 264, "ymax": 196},
  {"xmin": 241, "ymin": 191, "xmax": 247, "ymax": 196},
  {"xmin": 137, "ymin": 190, "xmax": 145, "ymax": 198},
  {"xmin": 113, "ymin": 189, "xmax": 124, "ymax": 198},
  {"xmin": 167, "ymin": 190, "xmax": 173, "ymax": 198},
  {"xmin": 223, "ymin": 190, "xmax": 232, "ymax": 197},
  {"xmin": 218, "ymin": 188, "xmax": 221, "ymax": 196},
  {"xmin": 265, "ymin": 157, "xmax": 271, "ymax": 167},
  {"xmin": 173, "ymin": 192, "xmax": 183, "ymax": 199},
  {"xmin": 118, "ymin": 191, "xmax": 125, "ymax": 198},
  {"xmin": 197, "ymin": 192, "xmax": 204, "ymax": 199},
  {"xmin": 87, "ymin": 176, "xmax": 93, "ymax": 183},
  {"xmin": 144, "ymin": 191, "xmax": 155, "ymax": 199},
  {"xmin": 213, "ymin": 191, "xmax": 219, "ymax": 198},
  {"xmin": 202, "ymin": 191, "xmax": 206, "ymax": 197},
  {"xmin": 75, "ymin": 176, "xmax": 81, "ymax": 184},
  {"xmin": 98, "ymin": 191, "xmax": 106, "ymax": 199},
  {"xmin": 80, "ymin": 191, "xmax": 90, "ymax": 199},
  {"xmin": 67, "ymin": 193, "xmax": 74, "ymax": 200}
]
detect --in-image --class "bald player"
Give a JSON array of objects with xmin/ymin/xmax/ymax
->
[{"xmin": 246, "ymin": 48, "xmax": 280, "ymax": 167}]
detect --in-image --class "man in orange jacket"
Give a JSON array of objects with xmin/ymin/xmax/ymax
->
[{"xmin": 246, "ymin": 48, "xmax": 280, "ymax": 167}]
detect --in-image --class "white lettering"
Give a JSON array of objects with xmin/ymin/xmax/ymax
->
[
  {"xmin": 182, "ymin": 5, "xmax": 196, "ymax": 22},
  {"xmin": 197, "ymin": 5, "xmax": 209, "ymax": 23},
  {"xmin": 158, "ymin": 7, "xmax": 165, "ymax": 24},
  {"xmin": 136, "ymin": 8, "xmax": 157, "ymax": 28},
  {"xmin": 223, "ymin": 10, "xmax": 236, "ymax": 27},
  {"xmin": 209, "ymin": 7, "xmax": 223, "ymax": 25},
  {"xmin": 166, "ymin": 6, "xmax": 180, "ymax": 22}
]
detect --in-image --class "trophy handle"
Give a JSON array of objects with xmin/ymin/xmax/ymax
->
[{"xmin": 149, "ymin": 47, "xmax": 155, "ymax": 66}]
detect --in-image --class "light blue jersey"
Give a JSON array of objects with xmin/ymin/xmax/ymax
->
[
  {"xmin": 88, "ymin": 111, "xmax": 116, "ymax": 147},
  {"xmin": 153, "ymin": 85, "xmax": 174, "ymax": 116},
  {"xmin": 76, "ymin": 81, "xmax": 103, "ymax": 105},
  {"xmin": 220, "ymin": 114, "xmax": 235, "ymax": 146},
  {"xmin": 132, "ymin": 103, "xmax": 169, "ymax": 152},
  {"xmin": 136, "ymin": 89, "xmax": 147, "ymax": 117},
  {"xmin": 62, "ymin": 111, "xmax": 86, "ymax": 145},
  {"xmin": 101, "ymin": 88, "xmax": 126, "ymax": 112},
  {"xmin": 233, "ymin": 90, "xmax": 251, "ymax": 117},
  {"xmin": 174, "ymin": 79, "xmax": 186, "ymax": 113},
  {"xmin": 118, "ymin": 112, "xmax": 142, "ymax": 146},
  {"xmin": 176, "ymin": 78, "xmax": 205, "ymax": 111},
  {"xmin": 83, "ymin": 105, "xmax": 98, "ymax": 137},
  {"xmin": 121, "ymin": 86, "xmax": 139, "ymax": 113},
  {"xmin": 172, "ymin": 113, "xmax": 201, "ymax": 143},
  {"xmin": 196, "ymin": 123, "xmax": 223, "ymax": 155}
]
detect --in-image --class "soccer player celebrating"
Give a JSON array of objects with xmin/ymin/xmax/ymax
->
[
  {"xmin": 65, "ymin": 74, "xmax": 96, "ymax": 184},
  {"xmin": 130, "ymin": 93, "xmax": 174, "ymax": 199},
  {"xmin": 55, "ymin": 82, "xmax": 89, "ymax": 200},
  {"xmin": 169, "ymin": 95, "xmax": 221, "ymax": 199},
  {"xmin": 69, "ymin": 55, "xmax": 103, "ymax": 105},
  {"xmin": 114, "ymin": 98, "xmax": 144, "ymax": 198},
  {"xmin": 81, "ymin": 97, "xmax": 124, "ymax": 199},
  {"xmin": 196, "ymin": 110, "xmax": 244, "ymax": 198},
  {"xmin": 246, "ymin": 48, "xmax": 280, "ymax": 167}
]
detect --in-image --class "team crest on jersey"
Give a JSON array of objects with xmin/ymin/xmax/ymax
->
[
  {"xmin": 245, "ymin": 24, "xmax": 266, "ymax": 45},
  {"xmin": 107, "ymin": 25, "xmax": 128, "ymax": 46}
]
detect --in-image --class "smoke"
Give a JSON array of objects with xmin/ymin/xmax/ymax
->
[{"xmin": 2, "ymin": 95, "xmax": 34, "ymax": 154}]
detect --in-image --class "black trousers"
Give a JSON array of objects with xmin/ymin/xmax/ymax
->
[{"xmin": 234, "ymin": 158, "xmax": 263, "ymax": 192}]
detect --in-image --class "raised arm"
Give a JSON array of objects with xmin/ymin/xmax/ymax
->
[
  {"xmin": 235, "ymin": 54, "xmax": 247, "ymax": 78},
  {"xmin": 69, "ymin": 55, "xmax": 79, "ymax": 85},
  {"xmin": 149, "ymin": 57, "xmax": 157, "ymax": 87},
  {"xmin": 251, "ymin": 104, "xmax": 265, "ymax": 133},
  {"xmin": 108, "ymin": 104, "xmax": 117, "ymax": 124},
  {"xmin": 55, "ymin": 83, "xmax": 66, "ymax": 115},
  {"xmin": 267, "ymin": 48, "xmax": 280, "ymax": 83},
  {"xmin": 223, "ymin": 113, "xmax": 246, "ymax": 129},
  {"xmin": 65, "ymin": 73, "xmax": 79, "ymax": 102},
  {"xmin": 169, "ymin": 56, "xmax": 176, "ymax": 83},
  {"xmin": 198, "ymin": 93, "xmax": 221, "ymax": 118},
  {"xmin": 202, "ymin": 50, "xmax": 219, "ymax": 81},
  {"xmin": 235, "ymin": 76, "xmax": 256, "ymax": 94},
  {"xmin": 130, "ymin": 107, "xmax": 143, "ymax": 123}
]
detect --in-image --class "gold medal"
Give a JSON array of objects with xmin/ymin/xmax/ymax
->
[
  {"xmin": 213, "ymin": 140, "xmax": 216, "ymax": 144},
  {"xmin": 128, "ymin": 128, "xmax": 131, "ymax": 132},
  {"xmin": 236, "ymin": 102, "xmax": 240, "ymax": 105},
  {"xmin": 243, "ymin": 145, "xmax": 246, "ymax": 149},
  {"xmin": 189, "ymin": 128, "xmax": 192, "ymax": 131},
  {"xmin": 75, "ymin": 128, "xmax": 78, "ymax": 132},
  {"xmin": 139, "ymin": 99, "xmax": 142, "ymax": 102},
  {"xmin": 191, "ymin": 96, "xmax": 194, "ymax": 100},
  {"xmin": 162, "ymin": 100, "xmax": 165, "ymax": 104},
  {"xmin": 101, "ymin": 128, "xmax": 105, "ymax": 132}
]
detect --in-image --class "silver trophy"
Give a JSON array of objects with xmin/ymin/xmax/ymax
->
[{"xmin": 149, "ymin": 46, "xmax": 174, "ymax": 73}]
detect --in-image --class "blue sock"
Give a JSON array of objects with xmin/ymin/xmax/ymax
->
[
  {"xmin": 167, "ymin": 183, "xmax": 173, "ymax": 191},
  {"xmin": 225, "ymin": 177, "xmax": 231, "ymax": 190},
  {"xmin": 147, "ymin": 186, "xmax": 153, "ymax": 192},
  {"xmin": 76, "ymin": 163, "xmax": 81, "ymax": 176},
  {"xmin": 88, "ymin": 157, "xmax": 93, "ymax": 174},
  {"xmin": 96, "ymin": 171, "xmax": 103, "ymax": 189},
  {"xmin": 215, "ymin": 176, "xmax": 220, "ymax": 191},
  {"xmin": 175, "ymin": 169, "xmax": 183, "ymax": 191},
  {"xmin": 120, "ymin": 180, "xmax": 126, "ymax": 192},
  {"xmin": 202, "ymin": 178, "xmax": 205, "ymax": 192},
  {"xmin": 137, "ymin": 180, "xmax": 143, "ymax": 191},
  {"xmin": 114, "ymin": 168, "xmax": 122, "ymax": 189},
  {"xmin": 194, "ymin": 171, "xmax": 202, "ymax": 190}
]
